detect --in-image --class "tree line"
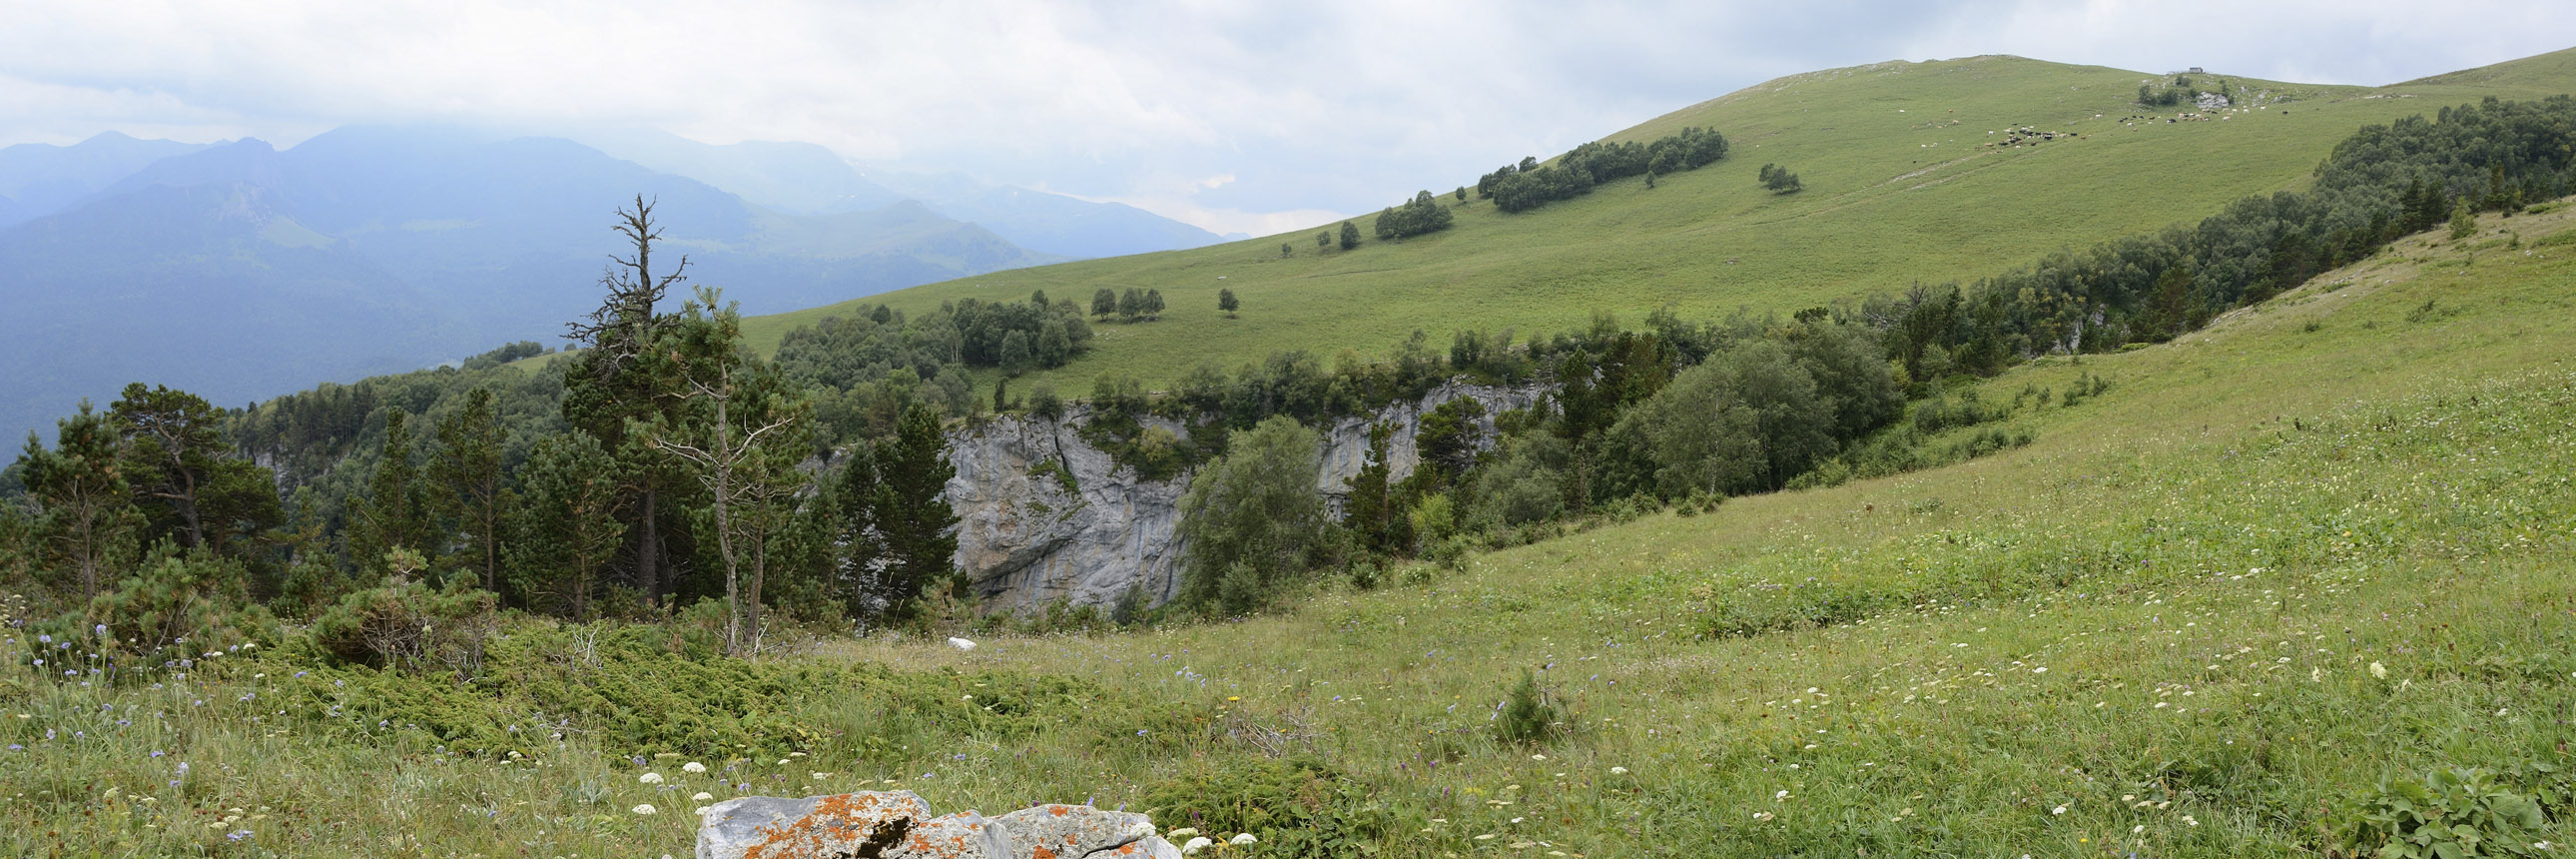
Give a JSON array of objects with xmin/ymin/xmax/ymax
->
[
  {"xmin": 1479, "ymin": 126, "xmax": 1729, "ymax": 214},
  {"xmin": 4, "ymin": 199, "xmax": 965, "ymax": 660}
]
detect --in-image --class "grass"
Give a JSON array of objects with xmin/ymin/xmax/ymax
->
[
  {"xmin": 11, "ymin": 197, "xmax": 2576, "ymax": 855},
  {"xmin": 723, "ymin": 49, "xmax": 2576, "ymax": 403}
]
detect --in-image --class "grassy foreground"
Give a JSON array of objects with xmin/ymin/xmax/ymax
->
[{"xmin": 10, "ymin": 211, "xmax": 2576, "ymax": 856}]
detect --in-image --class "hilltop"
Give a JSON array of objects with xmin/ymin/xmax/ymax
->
[{"xmin": 742, "ymin": 50, "xmax": 2576, "ymax": 394}]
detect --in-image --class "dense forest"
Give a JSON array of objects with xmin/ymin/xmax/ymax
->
[{"xmin": 6, "ymin": 96, "xmax": 2574, "ymax": 659}]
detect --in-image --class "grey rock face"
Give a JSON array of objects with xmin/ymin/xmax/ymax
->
[
  {"xmin": 695, "ymin": 790, "xmax": 931, "ymax": 859},
  {"xmin": 995, "ymin": 804, "xmax": 1155, "ymax": 857},
  {"xmin": 945, "ymin": 380, "xmax": 1548, "ymax": 614},
  {"xmin": 889, "ymin": 810, "xmax": 1016, "ymax": 858}
]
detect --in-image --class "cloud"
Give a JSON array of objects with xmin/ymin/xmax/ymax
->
[{"xmin": 2, "ymin": 1, "xmax": 2570, "ymax": 234}]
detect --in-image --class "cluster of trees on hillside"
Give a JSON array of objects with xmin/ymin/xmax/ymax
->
[
  {"xmin": 1480, "ymin": 126, "xmax": 1728, "ymax": 213},
  {"xmin": 1089, "ymin": 287, "xmax": 1166, "ymax": 323},
  {"xmin": 1373, "ymin": 191, "xmax": 1456, "ymax": 240},
  {"xmin": 4, "ymin": 199, "xmax": 966, "ymax": 662}
]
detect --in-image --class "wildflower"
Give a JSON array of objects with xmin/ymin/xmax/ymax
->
[
  {"xmin": 2182, "ymin": 815, "xmax": 2199, "ymax": 827},
  {"xmin": 948, "ymin": 637, "xmax": 977, "ymax": 651},
  {"xmin": 2369, "ymin": 661, "xmax": 2387, "ymax": 679},
  {"xmin": 1610, "ymin": 766, "xmax": 1628, "ymax": 775},
  {"xmin": 2052, "ymin": 805, "xmax": 2068, "ymax": 815},
  {"xmin": 639, "ymin": 772, "xmax": 665, "ymax": 785},
  {"xmin": 1751, "ymin": 811, "xmax": 1774, "ymax": 822},
  {"xmin": 633, "ymin": 804, "xmax": 658, "ymax": 815},
  {"xmin": 1229, "ymin": 833, "xmax": 1257, "ymax": 846},
  {"xmin": 683, "ymin": 761, "xmax": 706, "ymax": 774},
  {"xmin": 2134, "ymin": 825, "xmax": 2146, "ymax": 834},
  {"xmin": 1775, "ymin": 790, "xmax": 1790, "ymax": 800},
  {"xmin": 692, "ymin": 792, "xmax": 713, "ymax": 802},
  {"xmin": 1531, "ymin": 754, "xmax": 1547, "ymax": 761},
  {"xmin": 1180, "ymin": 836, "xmax": 1213, "ymax": 855},
  {"xmin": 811, "ymin": 772, "xmax": 830, "ymax": 780}
]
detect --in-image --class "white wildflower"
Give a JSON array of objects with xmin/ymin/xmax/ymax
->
[
  {"xmin": 638, "ymin": 772, "xmax": 665, "ymax": 785},
  {"xmin": 692, "ymin": 792, "xmax": 713, "ymax": 801},
  {"xmin": 1166, "ymin": 828, "xmax": 1199, "ymax": 839},
  {"xmin": 633, "ymin": 804, "xmax": 658, "ymax": 815},
  {"xmin": 2369, "ymin": 661, "xmax": 2387, "ymax": 679},
  {"xmin": 1610, "ymin": 766, "xmax": 1628, "ymax": 775},
  {"xmin": 683, "ymin": 761, "xmax": 707, "ymax": 773},
  {"xmin": 1180, "ymin": 836, "xmax": 1213, "ymax": 855},
  {"xmin": 1229, "ymin": 833, "xmax": 1257, "ymax": 846}
]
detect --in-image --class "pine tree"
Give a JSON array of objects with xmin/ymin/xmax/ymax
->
[
  {"xmin": 18, "ymin": 403, "xmax": 140, "ymax": 599},
  {"xmin": 429, "ymin": 388, "xmax": 504, "ymax": 594},
  {"xmin": 863, "ymin": 404, "xmax": 959, "ymax": 622},
  {"xmin": 561, "ymin": 198, "xmax": 692, "ymax": 607},
  {"xmin": 506, "ymin": 432, "xmax": 625, "ymax": 619},
  {"xmin": 348, "ymin": 408, "xmax": 434, "ymax": 579},
  {"xmin": 108, "ymin": 384, "xmax": 226, "ymax": 549},
  {"xmin": 640, "ymin": 286, "xmax": 814, "ymax": 655}
]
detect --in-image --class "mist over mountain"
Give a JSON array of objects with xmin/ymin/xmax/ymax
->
[
  {"xmin": 0, "ymin": 125, "xmax": 1075, "ymax": 442},
  {"xmin": 580, "ymin": 128, "xmax": 1225, "ymax": 258},
  {"xmin": 0, "ymin": 131, "xmax": 215, "ymax": 229}
]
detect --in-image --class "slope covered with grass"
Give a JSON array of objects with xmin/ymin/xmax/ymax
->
[
  {"xmin": 13, "ymin": 196, "xmax": 2572, "ymax": 855},
  {"xmin": 732, "ymin": 50, "xmax": 2576, "ymax": 400}
]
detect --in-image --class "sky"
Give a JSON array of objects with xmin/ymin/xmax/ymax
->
[{"xmin": 3, "ymin": 1, "xmax": 2572, "ymax": 236}]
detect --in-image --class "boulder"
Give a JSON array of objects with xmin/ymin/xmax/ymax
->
[
  {"xmin": 890, "ymin": 810, "xmax": 1016, "ymax": 858},
  {"xmin": 995, "ymin": 804, "xmax": 1155, "ymax": 858},
  {"xmin": 696, "ymin": 790, "xmax": 930, "ymax": 859}
]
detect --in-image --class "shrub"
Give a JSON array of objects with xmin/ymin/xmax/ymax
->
[
  {"xmin": 78, "ymin": 545, "xmax": 277, "ymax": 668},
  {"xmin": 308, "ymin": 575, "xmax": 499, "ymax": 676},
  {"xmin": 1495, "ymin": 670, "xmax": 1566, "ymax": 746},
  {"xmin": 2337, "ymin": 767, "xmax": 2552, "ymax": 858},
  {"xmin": 1141, "ymin": 757, "xmax": 1391, "ymax": 857}
]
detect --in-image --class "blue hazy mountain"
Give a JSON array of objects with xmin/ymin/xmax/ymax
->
[
  {"xmin": 577, "ymin": 128, "xmax": 1224, "ymax": 259},
  {"xmin": 0, "ymin": 131, "xmax": 216, "ymax": 229},
  {"xmin": 868, "ymin": 169, "xmax": 1225, "ymax": 259},
  {"xmin": 2, "ymin": 125, "xmax": 1059, "ymax": 442},
  {"xmin": 580, "ymin": 128, "xmax": 909, "ymax": 216}
]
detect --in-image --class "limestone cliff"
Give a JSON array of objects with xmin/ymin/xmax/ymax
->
[{"xmin": 946, "ymin": 380, "xmax": 1546, "ymax": 613}]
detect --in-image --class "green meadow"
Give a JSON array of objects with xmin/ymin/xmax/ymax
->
[{"xmin": 11, "ymin": 194, "xmax": 2574, "ymax": 856}]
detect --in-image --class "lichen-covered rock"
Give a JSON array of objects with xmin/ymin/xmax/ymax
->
[
  {"xmin": 890, "ymin": 810, "xmax": 1015, "ymax": 858},
  {"xmin": 695, "ymin": 790, "xmax": 930, "ymax": 859},
  {"xmin": 1083, "ymin": 835, "xmax": 1183, "ymax": 859},
  {"xmin": 995, "ymin": 804, "xmax": 1155, "ymax": 859}
]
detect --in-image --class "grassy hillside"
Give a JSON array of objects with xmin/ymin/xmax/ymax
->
[
  {"xmin": 13, "ymin": 197, "xmax": 2573, "ymax": 855},
  {"xmin": 729, "ymin": 50, "xmax": 2576, "ymax": 400}
]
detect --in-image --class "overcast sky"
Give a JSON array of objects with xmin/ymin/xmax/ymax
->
[{"xmin": 4, "ymin": 1, "xmax": 2571, "ymax": 236}]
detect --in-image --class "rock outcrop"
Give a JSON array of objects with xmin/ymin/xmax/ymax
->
[
  {"xmin": 946, "ymin": 379, "xmax": 1547, "ymax": 614},
  {"xmin": 697, "ymin": 792, "xmax": 1181, "ymax": 859}
]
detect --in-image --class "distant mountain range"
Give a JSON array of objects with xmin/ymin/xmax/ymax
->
[{"xmin": 0, "ymin": 126, "xmax": 1224, "ymax": 442}]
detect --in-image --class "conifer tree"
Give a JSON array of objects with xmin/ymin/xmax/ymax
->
[
  {"xmin": 639, "ymin": 286, "xmax": 814, "ymax": 654},
  {"xmin": 348, "ymin": 409, "xmax": 434, "ymax": 579},
  {"xmin": 18, "ymin": 403, "xmax": 139, "ymax": 599},
  {"xmin": 858, "ymin": 404, "xmax": 958, "ymax": 622},
  {"xmin": 429, "ymin": 388, "xmax": 504, "ymax": 593},
  {"xmin": 507, "ymin": 432, "xmax": 625, "ymax": 619},
  {"xmin": 108, "ymin": 384, "xmax": 224, "ymax": 549}
]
